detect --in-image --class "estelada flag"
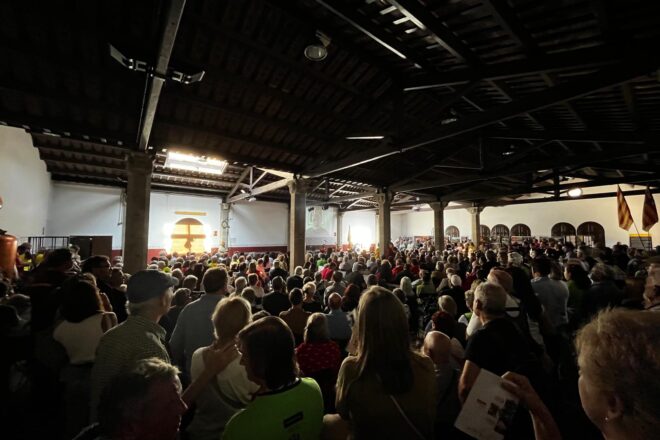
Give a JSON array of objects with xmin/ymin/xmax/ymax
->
[
  {"xmin": 617, "ymin": 185, "xmax": 633, "ymax": 230},
  {"xmin": 642, "ymin": 187, "xmax": 658, "ymax": 231}
]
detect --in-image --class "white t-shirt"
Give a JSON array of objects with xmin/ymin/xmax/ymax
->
[{"xmin": 53, "ymin": 313, "xmax": 107, "ymax": 364}]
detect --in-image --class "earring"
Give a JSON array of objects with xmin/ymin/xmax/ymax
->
[{"xmin": 604, "ymin": 416, "xmax": 609, "ymax": 423}]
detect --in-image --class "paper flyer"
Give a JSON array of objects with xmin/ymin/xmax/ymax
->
[{"xmin": 454, "ymin": 369, "xmax": 519, "ymax": 440}]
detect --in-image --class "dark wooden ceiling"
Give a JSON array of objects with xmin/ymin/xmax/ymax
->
[{"xmin": 1, "ymin": 0, "xmax": 659, "ymax": 210}]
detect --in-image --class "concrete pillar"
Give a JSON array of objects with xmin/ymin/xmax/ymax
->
[
  {"xmin": 375, "ymin": 191, "xmax": 392, "ymax": 258},
  {"xmin": 288, "ymin": 180, "xmax": 307, "ymax": 274},
  {"xmin": 430, "ymin": 201, "xmax": 448, "ymax": 250},
  {"xmin": 220, "ymin": 203, "xmax": 230, "ymax": 253},
  {"xmin": 467, "ymin": 205, "xmax": 484, "ymax": 249},
  {"xmin": 123, "ymin": 152, "xmax": 153, "ymax": 274},
  {"xmin": 336, "ymin": 210, "xmax": 344, "ymax": 250}
]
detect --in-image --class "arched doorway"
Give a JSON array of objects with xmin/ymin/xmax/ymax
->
[
  {"xmin": 551, "ymin": 222, "xmax": 576, "ymax": 243},
  {"xmin": 171, "ymin": 218, "xmax": 207, "ymax": 254},
  {"xmin": 511, "ymin": 223, "xmax": 531, "ymax": 237},
  {"xmin": 491, "ymin": 224, "xmax": 510, "ymax": 245},
  {"xmin": 445, "ymin": 226, "xmax": 460, "ymax": 241},
  {"xmin": 480, "ymin": 225, "xmax": 491, "ymax": 240},
  {"xmin": 577, "ymin": 222, "xmax": 605, "ymax": 247}
]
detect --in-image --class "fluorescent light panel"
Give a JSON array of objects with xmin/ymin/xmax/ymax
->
[
  {"xmin": 165, "ymin": 151, "xmax": 228, "ymax": 175},
  {"xmin": 345, "ymin": 135, "xmax": 385, "ymax": 140}
]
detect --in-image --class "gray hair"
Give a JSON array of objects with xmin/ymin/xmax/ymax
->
[{"xmin": 474, "ymin": 282, "xmax": 507, "ymax": 315}]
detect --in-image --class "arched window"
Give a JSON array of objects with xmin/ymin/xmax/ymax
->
[
  {"xmin": 491, "ymin": 224, "xmax": 510, "ymax": 237},
  {"xmin": 511, "ymin": 224, "xmax": 531, "ymax": 237},
  {"xmin": 445, "ymin": 226, "xmax": 460, "ymax": 239},
  {"xmin": 551, "ymin": 222, "xmax": 576, "ymax": 238},
  {"xmin": 577, "ymin": 222, "xmax": 605, "ymax": 247},
  {"xmin": 171, "ymin": 218, "xmax": 207, "ymax": 254},
  {"xmin": 480, "ymin": 225, "xmax": 491, "ymax": 238}
]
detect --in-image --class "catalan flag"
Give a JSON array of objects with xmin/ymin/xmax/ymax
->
[
  {"xmin": 617, "ymin": 185, "xmax": 633, "ymax": 230},
  {"xmin": 642, "ymin": 187, "xmax": 658, "ymax": 231}
]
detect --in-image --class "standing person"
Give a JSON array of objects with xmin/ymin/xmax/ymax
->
[
  {"xmin": 75, "ymin": 358, "xmax": 188, "ymax": 440},
  {"xmin": 82, "ymin": 256, "xmax": 127, "ymax": 323},
  {"xmin": 222, "ymin": 317, "xmax": 324, "ymax": 439},
  {"xmin": 187, "ymin": 296, "xmax": 258, "ymax": 440},
  {"xmin": 54, "ymin": 279, "xmax": 118, "ymax": 437},
  {"xmin": 459, "ymin": 282, "xmax": 544, "ymax": 439},
  {"xmin": 334, "ymin": 287, "xmax": 436, "ymax": 439},
  {"xmin": 90, "ymin": 270, "xmax": 178, "ymax": 421},
  {"xmin": 531, "ymin": 259, "xmax": 569, "ymax": 332},
  {"xmin": 170, "ymin": 267, "xmax": 230, "ymax": 382}
]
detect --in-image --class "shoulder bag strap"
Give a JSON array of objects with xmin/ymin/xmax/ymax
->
[{"xmin": 389, "ymin": 394, "xmax": 427, "ymax": 440}]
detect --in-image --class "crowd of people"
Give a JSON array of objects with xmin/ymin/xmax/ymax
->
[{"xmin": 1, "ymin": 237, "xmax": 659, "ymax": 439}]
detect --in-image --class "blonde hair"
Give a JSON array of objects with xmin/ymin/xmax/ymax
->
[
  {"xmin": 575, "ymin": 309, "xmax": 660, "ymax": 438},
  {"xmin": 303, "ymin": 313, "xmax": 329, "ymax": 343},
  {"xmin": 212, "ymin": 296, "xmax": 252, "ymax": 344},
  {"xmin": 340, "ymin": 286, "xmax": 412, "ymax": 396},
  {"xmin": 302, "ymin": 282, "xmax": 316, "ymax": 297}
]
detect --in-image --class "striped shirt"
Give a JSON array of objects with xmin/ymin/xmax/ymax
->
[{"xmin": 90, "ymin": 315, "xmax": 169, "ymax": 421}]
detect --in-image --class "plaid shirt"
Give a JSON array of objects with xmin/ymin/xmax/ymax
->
[{"xmin": 90, "ymin": 315, "xmax": 169, "ymax": 421}]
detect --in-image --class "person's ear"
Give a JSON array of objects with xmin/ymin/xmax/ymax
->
[
  {"xmin": 605, "ymin": 392, "xmax": 625, "ymax": 423},
  {"xmin": 473, "ymin": 298, "xmax": 483, "ymax": 315}
]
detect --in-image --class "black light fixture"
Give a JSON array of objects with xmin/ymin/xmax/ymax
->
[{"xmin": 304, "ymin": 30, "xmax": 331, "ymax": 62}]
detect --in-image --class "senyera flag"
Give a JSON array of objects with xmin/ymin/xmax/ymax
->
[
  {"xmin": 642, "ymin": 187, "xmax": 658, "ymax": 231},
  {"xmin": 617, "ymin": 185, "xmax": 633, "ymax": 230}
]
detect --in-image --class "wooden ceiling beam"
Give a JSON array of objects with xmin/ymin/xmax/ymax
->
[
  {"xmin": 388, "ymin": 0, "xmax": 480, "ymax": 65},
  {"xmin": 137, "ymin": 0, "xmax": 186, "ymax": 151},
  {"xmin": 395, "ymin": 145, "xmax": 658, "ymax": 192},
  {"xmin": 306, "ymin": 57, "xmax": 660, "ymax": 177},
  {"xmin": 403, "ymin": 45, "xmax": 629, "ymax": 91},
  {"xmin": 481, "ymin": 129, "xmax": 657, "ymax": 144}
]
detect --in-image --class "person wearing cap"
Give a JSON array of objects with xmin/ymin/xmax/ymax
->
[{"xmin": 89, "ymin": 270, "xmax": 178, "ymax": 422}]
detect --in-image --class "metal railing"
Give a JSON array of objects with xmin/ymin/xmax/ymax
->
[{"xmin": 19, "ymin": 236, "xmax": 71, "ymax": 251}]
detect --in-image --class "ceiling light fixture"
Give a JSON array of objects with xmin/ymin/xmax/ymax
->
[
  {"xmin": 345, "ymin": 135, "xmax": 385, "ymax": 140},
  {"xmin": 304, "ymin": 30, "xmax": 331, "ymax": 62},
  {"xmin": 567, "ymin": 187, "xmax": 583, "ymax": 198},
  {"xmin": 247, "ymin": 196, "xmax": 257, "ymax": 202},
  {"xmin": 164, "ymin": 151, "xmax": 228, "ymax": 175}
]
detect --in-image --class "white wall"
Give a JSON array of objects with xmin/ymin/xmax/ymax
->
[
  {"xmin": 46, "ymin": 184, "xmax": 225, "ymax": 251},
  {"xmin": 47, "ymin": 183, "xmax": 124, "ymax": 249},
  {"xmin": 150, "ymin": 192, "xmax": 223, "ymax": 250},
  {"xmin": 229, "ymin": 200, "xmax": 289, "ymax": 247},
  {"xmin": 391, "ymin": 188, "xmax": 660, "ymax": 247},
  {"xmin": 479, "ymin": 191, "xmax": 660, "ymax": 246},
  {"xmin": 341, "ymin": 210, "xmax": 377, "ymax": 247},
  {"xmin": 0, "ymin": 126, "xmax": 51, "ymax": 238}
]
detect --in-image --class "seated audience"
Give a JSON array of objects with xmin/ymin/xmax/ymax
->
[
  {"xmin": 302, "ymin": 281, "xmax": 323, "ymax": 313},
  {"xmin": 222, "ymin": 317, "xmax": 324, "ymax": 439},
  {"xmin": 296, "ymin": 313, "xmax": 342, "ymax": 412},
  {"xmin": 247, "ymin": 273, "xmax": 265, "ymax": 299},
  {"xmin": 262, "ymin": 276, "xmax": 290, "ymax": 317},
  {"xmin": 325, "ymin": 293, "xmax": 352, "ymax": 344},
  {"xmin": 279, "ymin": 288, "xmax": 311, "ymax": 346}
]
